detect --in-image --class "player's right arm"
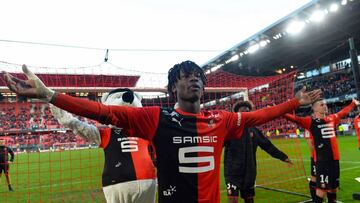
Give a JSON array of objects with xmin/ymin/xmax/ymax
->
[
  {"xmin": 50, "ymin": 105, "xmax": 101, "ymax": 145},
  {"xmin": 283, "ymin": 113, "xmax": 312, "ymax": 129},
  {"xmin": 1, "ymin": 65, "xmax": 160, "ymax": 141}
]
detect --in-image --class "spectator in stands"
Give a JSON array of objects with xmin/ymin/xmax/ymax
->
[
  {"xmin": 224, "ymin": 101, "xmax": 293, "ymax": 203},
  {"xmin": 2, "ymin": 62, "xmax": 321, "ymax": 203},
  {"xmin": 0, "ymin": 139, "xmax": 14, "ymax": 192}
]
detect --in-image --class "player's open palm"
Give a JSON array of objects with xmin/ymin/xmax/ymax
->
[
  {"xmin": 1, "ymin": 65, "xmax": 54, "ymax": 101},
  {"xmin": 295, "ymin": 86, "xmax": 321, "ymax": 105}
]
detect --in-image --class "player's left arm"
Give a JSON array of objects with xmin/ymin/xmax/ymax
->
[
  {"xmin": 333, "ymin": 99, "xmax": 358, "ymax": 123},
  {"xmin": 7, "ymin": 147, "xmax": 14, "ymax": 163},
  {"xmin": 255, "ymin": 128, "xmax": 291, "ymax": 164}
]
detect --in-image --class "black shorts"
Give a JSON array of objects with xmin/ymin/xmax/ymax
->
[
  {"xmin": 310, "ymin": 157, "xmax": 316, "ymax": 177},
  {"xmin": 0, "ymin": 164, "xmax": 9, "ymax": 174},
  {"xmin": 316, "ymin": 160, "xmax": 339, "ymax": 190},
  {"xmin": 226, "ymin": 181, "xmax": 255, "ymax": 199}
]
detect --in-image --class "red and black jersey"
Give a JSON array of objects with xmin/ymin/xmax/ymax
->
[
  {"xmin": 284, "ymin": 101, "xmax": 356, "ymax": 161},
  {"xmin": 53, "ymin": 93, "xmax": 300, "ymax": 203},
  {"xmin": 98, "ymin": 127, "xmax": 156, "ymax": 187},
  {"xmin": 354, "ymin": 115, "xmax": 360, "ymax": 149},
  {"xmin": 0, "ymin": 146, "xmax": 14, "ymax": 164}
]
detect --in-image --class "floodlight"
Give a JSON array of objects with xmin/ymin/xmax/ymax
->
[
  {"xmin": 310, "ymin": 10, "xmax": 326, "ymax": 22},
  {"xmin": 329, "ymin": 3, "xmax": 339, "ymax": 12},
  {"xmin": 247, "ymin": 44, "xmax": 260, "ymax": 54},
  {"xmin": 230, "ymin": 54, "xmax": 239, "ymax": 62},
  {"xmin": 259, "ymin": 40, "xmax": 268, "ymax": 47},
  {"xmin": 341, "ymin": 0, "xmax": 347, "ymax": 5},
  {"xmin": 286, "ymin": 21, "xmax": 305, "ymax": 34}
]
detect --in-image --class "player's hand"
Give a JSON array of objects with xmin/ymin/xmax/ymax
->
[
  {"xmin": 353, "ymin": 99, "xmax": 359, "ymax": 106},
  {"xmin": 295, "ymin": 86, "xmax": 322, "ymax": 106},
  {"xmin": 50, "ymin": 105, "xmax": 75, "ymax": 126},
  {"xmin": 284, "ymin": 158, "xmax": 293, "ymax": 167},
  {"xmin": 1, "ymin": 65, "xmax": 55, "ymax": 102}
]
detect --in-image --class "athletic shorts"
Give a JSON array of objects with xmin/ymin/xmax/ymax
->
[
  {"xmin": 226, "ymin": 181, "xmax": 255, "ymax": 199},
  {"xmin": 310, "ymin": 157, "xmax": 316, "ymax": 177},
  {"xmin": 316, "ymin": 160, "xmax": 339, "ymax": 190},
  {"xmin": 103, "ymin": 179, "xmax": 156, "ymax": 203},
  {"xmin": 0, "ymin": 164, "xmax": 9, "ymax": 174}
]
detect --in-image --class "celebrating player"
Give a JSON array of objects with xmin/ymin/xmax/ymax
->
[
  {"xmin": 1, "ymin": 61, "xmax": 320, "ymax": 203},
  {"xmin": 284, "ymin": 98, "xmax": 358, "ymax": 203}
]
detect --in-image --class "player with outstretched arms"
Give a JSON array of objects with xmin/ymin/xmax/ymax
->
[
  {"xmin": 1, "ymin": 62, "xmax": 321, "ymax": 203},
  {"xmin": 284, "ymin": 98, "xmax": 358, "ymax": 203}
]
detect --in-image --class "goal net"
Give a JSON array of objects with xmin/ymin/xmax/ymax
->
[{"xmin": 0, "ymin": 61, "xmax": 308, "ymax": 202}]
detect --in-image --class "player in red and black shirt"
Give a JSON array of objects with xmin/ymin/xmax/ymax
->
[
  {"xmin": 2, "ymin": 62, "xmax": 321, "ymax": 203},
  {"xmin": 354, "ymin": 113, "xmax": 360, "ymax": 150},
  {"xmin": 224, "ymin": 101, "xmax": 292, "ymax": 203},
  {"xmin": 284, "ymin": 99, "xmax": 358, "ymax": 203},
  {"xmin": 0, "ymin": 139, "xmax": 15, "ymax": 192}
]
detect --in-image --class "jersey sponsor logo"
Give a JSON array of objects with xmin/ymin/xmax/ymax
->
[
  {"xmin": 317, "ymin": 123, "xmax": 335, "ymax": 138},
  {"xmin": 117, "ymin": 137, "xmax": 139, "ymax": 152},
  {"xmin": 173, "ymin": 136, "xmax": 218, "ymax": 144},
  {"xmin": 178, "ymin": 146, "xmax": 215, "ymax": 173}
]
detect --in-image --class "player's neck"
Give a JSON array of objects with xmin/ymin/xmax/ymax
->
[
  {"xmin": 177, "ymin": 100, "xmax": 201, "ymax": 114},
  {"xmin": 313, "ymin": 112, "xmax": 326, "ymax": 119}
]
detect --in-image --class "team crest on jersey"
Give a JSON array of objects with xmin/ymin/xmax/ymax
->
[
  {"xmin": 114, "ymin": 128, "xmax": 122, "ymax": 134},
  {"xmin": 163, "ymin": 185, "xmax": 177, "ymax": 196}
]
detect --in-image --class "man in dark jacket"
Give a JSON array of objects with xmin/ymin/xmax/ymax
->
[
  {"xmin": 224, "ymin": 101, "xmax": 292, "ymax": 203},
  {"xmin": 0, "ymin": 139, "xmax": 15, "ymax": 191}
]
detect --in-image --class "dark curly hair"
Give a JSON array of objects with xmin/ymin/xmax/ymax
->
[
  {"xmin": 167, "ymin": 60, "xmax": 206, "ymax": 99},
  {"xmin": 233, "ymin": 101, "xmax": 253, "ymax": 112}
]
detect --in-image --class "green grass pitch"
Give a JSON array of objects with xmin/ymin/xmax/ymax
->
[{"xmin": 0, "ymin": 136, "xmax": 359, "ymax": 202}]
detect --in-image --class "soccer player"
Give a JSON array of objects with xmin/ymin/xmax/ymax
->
[
  {"xmin": 50, "ymin": 88, "xmax": 157, "ymax": 203},
  {"xmin": 224, "ymin": 101, "xmax": 293, "ymax": 203},
  {"xmin": 283, "ymin": 98, "xmax": 358, "ymax": 203},
  {"xmin": 2, "ymin": 62, "xmax": 321, "ymax": 203},
  {"xmin": 0, "ymin": 139, "xmax": 15, "ymax": 192},
  {"xmin": 354, "ymin": 112, "xmax": 360, "ymax": 150}
]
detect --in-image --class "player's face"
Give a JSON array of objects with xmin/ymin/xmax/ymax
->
[
  {"xmin": 313, "ymin": 100, "xmax": 328, "ymax": 114},
  {"xmin": 174, "ymin": 70, "xmax": 204, "ymax": 103},
  {"xmin": 238, "ymin": 106, "xmax": 250, "ymax": 112},
  {"xmin": 0, "ymin": 140, "xmax": 4, "ymax": 146}
]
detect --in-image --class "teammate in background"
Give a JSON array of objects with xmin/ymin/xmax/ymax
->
[
  {"xmin": 0, "ymin": 139, "xmax": 15, "ymax": 192},
  {"xmin": 224, "ymin": 101, "xmax": 293, "ymax": 203},
  {"xmin": 1, "ymin": 62, "xmax": 321, "ymax": 203},
  {"xmin": 283, "ymin": 98, "xmax": 358, "ymax": 203},
  {"xmin": 354, "ymin": 111, "xmax": 360, "ymax": 150},
  {"xmin": 50, "ymin": 88, "xmax": 156, "ymax": 203}
]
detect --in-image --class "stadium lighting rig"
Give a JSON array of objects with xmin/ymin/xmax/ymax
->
[{"xmin": 207, "ymin": 0, "xmax": 354, "ymax": 73}]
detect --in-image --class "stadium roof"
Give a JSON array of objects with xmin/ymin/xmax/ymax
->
[{"xmin": 202, "ymin": 0, "xmax": 360, "ymax": 76}]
